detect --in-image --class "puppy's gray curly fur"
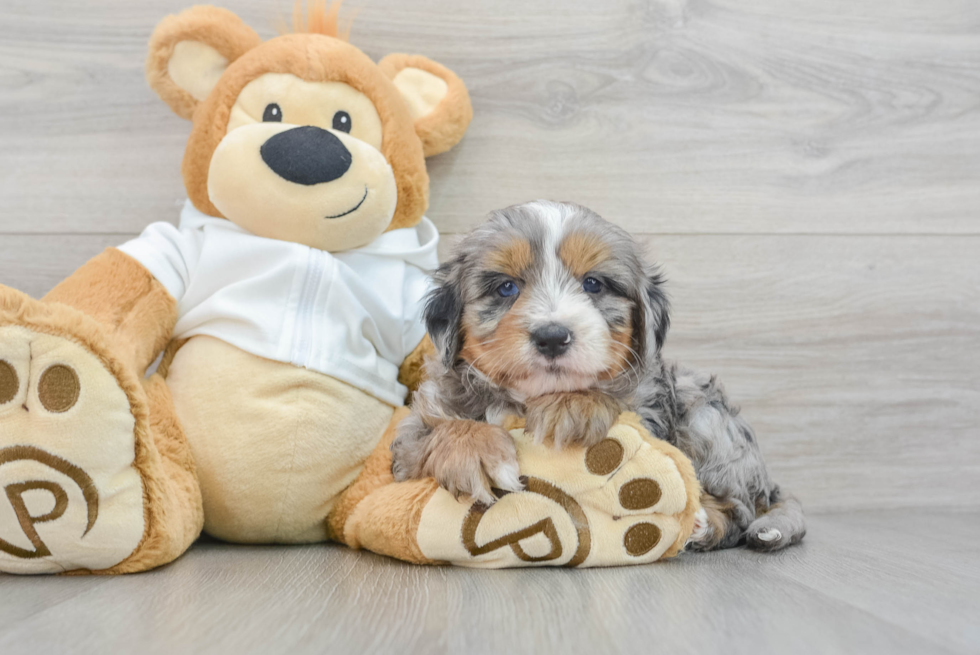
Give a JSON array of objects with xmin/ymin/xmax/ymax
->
[{"xmin": 393, "ymin": 200, "xmax": 805, "ymax": 551}]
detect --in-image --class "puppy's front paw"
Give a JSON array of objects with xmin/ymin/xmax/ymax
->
[
  {"xmin": 525, "ymin": 391, "xmax": 622, "ymax": 448},
  {"xmin": 420, "ymin": 420, "xmax": 523, "ymax": 506}
]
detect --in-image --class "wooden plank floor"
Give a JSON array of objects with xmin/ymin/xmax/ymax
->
[{"xmin": 0, "ymin": 510, "xmax": 977, "ymax": 655}]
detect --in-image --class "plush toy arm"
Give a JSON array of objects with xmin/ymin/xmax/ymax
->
[
  {"xmin": 398, "ymin": 334, "xmax": 436, "ymax": 397},
  {"xmin": 43, "ymin": 248, "xmax": 177, "ymax": 374},
  {"xmin": 331, "ymin": 411, "xmax": 701, "ymax": 568}
]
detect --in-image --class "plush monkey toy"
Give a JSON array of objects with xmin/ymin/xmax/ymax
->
[{"xmin": 0, "ymin": 4, "xmax": 700, "ymax": 574}]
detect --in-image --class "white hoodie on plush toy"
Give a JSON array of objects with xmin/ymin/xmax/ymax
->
[{"xmin": 120, "ymin": 199, "xmax": 438, "ymax": 407}]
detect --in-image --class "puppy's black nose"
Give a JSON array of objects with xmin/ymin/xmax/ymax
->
[
  {"xmin": 260, "ymin": 125, "xmax": 352, "ymax": 185},
  {"xmin": 531, "ymin": 324, "xmax": 573, "ymax": 359}
]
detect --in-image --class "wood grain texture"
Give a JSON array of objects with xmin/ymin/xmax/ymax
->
[
  {"xmin": 3, "ymin": 233, "xmax": 977, "ymax": 512},
  {"xmin": 0, "ymin": 235, "xmax": 128, "ymax": 299},
  {"xmin": 0, "ymin": 510, "xmax": 977, "ymax": 655},
  {"xmin": 0, "ymin": 0, "xmax": 979, "ymax": 234}
]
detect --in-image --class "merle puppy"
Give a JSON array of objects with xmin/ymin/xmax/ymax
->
[{"xmin": 390, "ymin": 200, "xmax": 805, "ymax": 551}]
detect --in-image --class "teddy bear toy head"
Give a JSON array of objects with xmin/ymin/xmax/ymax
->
[{"xmin": 146, "ymin": 2, "xmax": 471, "ymax": 251}]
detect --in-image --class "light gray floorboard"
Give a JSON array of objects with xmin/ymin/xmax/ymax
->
[{"xmin": 0, "ymin": 510, "xmax": 976, "ymax": 655}]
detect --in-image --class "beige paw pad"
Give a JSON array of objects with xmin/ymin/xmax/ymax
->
[
  {"xmin": 0, "ymin": 326, "xmax": 145, "ymax": 574},
  {"xmin": 414, "ymin": 415, "xmax": 696, "ymax": 568}
]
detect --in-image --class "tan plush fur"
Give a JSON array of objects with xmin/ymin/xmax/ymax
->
[
  {"xmin": 288, "ymin": 0, "xmax": 351, "ymax": 40},
  {"xmin": 336, "ymin": 409, "xmax": 702, "ymax": 567},
  {"xmin": 1, "ymin": 4, "xmax": 477, "ymax": 575},
  {"xmin": 0, "ymin": 286, "xmax": 203, "ymax": 574},
  {"xmin": 1, "ymin": 3, "xmax": 701, "ymax": 573},
  {"xmin": 343, "ymin": 478, "xmax": 441, "ymax": 564},
  {"xmin": 146, "ymin": 6, "xmax": 261, "ymax": 120},
  {"xmin": 1, "ymin": 1, "xmax": 701, "ymax": 569},
  {"xmin": 397, "ymin": 335, "xmax": 435, "ymax": 398},
  {"xmin": 166, "ymin": 336, "xmax": 391, "ymax": 544},
  {"xmin": 1, "ymin": 4, "xmax": 476, "ymax": 575},
  {"xmin": 328, "ymin": 406, "xmax": 440, "ymax": 564},
  {"xmin": 327, "ymin": 406, "xmax": 412, "ymax": 542},
  {"xmin": 378, "ymin": 54, "xmax": 474, "ymax": 157},
  {"xmin": 148, "ymin": 4, "xmax": 472, "ymax": 233},
  {"xmin": 106, "ymin": 374, "xmax": 204, "ymax": 574},
  {"xmin": 44, "ymin": 248, "xmax": 178, "ymax": 374},
  {"xmin": 616, "ymin": 412, "xmax": 701, "ymax": 558},
  {"xmin": 179, "ymin": 33, "xmax": 430, "ymax": 231},
  {"xmin": 155, "ymin": 337, "xmax": 189, "ymax": 379}
]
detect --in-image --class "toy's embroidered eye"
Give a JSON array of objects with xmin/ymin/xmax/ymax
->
[
  {"xmin": 583, "ymin": 277, "xmax": 603, "ymax": 294},
  {"xmin": 262, "ymin": 103, "xmax": 282, "ymax": 122},
  {"xmin": 333, "ymin": 111, "xmax": 352, "ymax": 133},
  {"xmin": 497, "ymin": 281, "xmax": 519, "ymax": 298}
]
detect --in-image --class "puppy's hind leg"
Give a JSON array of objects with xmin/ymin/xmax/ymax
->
[
  {"xmin": 686, "ymin": 492, "xmax": 746, "ymax": 552},
  {"xmin": 746, "ymin": 487, "xmax": 806, "ymax": 552}
]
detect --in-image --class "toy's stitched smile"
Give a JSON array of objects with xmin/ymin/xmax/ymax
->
[{"xmin": 325, "ymin": 186, "xmax": 368, "ymax": 219}]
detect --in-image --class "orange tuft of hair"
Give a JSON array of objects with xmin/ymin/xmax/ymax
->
[{"xmin": 286, "ymin": 0, "xmax": 353, "ymax": 40}]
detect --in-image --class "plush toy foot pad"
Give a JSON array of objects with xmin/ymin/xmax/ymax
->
[
  {"xmin": 416, "ymin": 414, "xmax": 699, "ymax": 567},
  {"xmin": 340, "ymin": 412, "xmax": 700, "ymax": 568},
  {"xmin": 0, "ymin": 291, "xmax": 147, "ymax": 574}
]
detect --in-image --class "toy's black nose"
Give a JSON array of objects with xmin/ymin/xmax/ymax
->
[
  {"xmin": 531, "ymin": 324, "xmax": 573, "ymax": 359},
  {"xmin": 260, "ymin": 125, "xmax": 352, "ymax": 185}
]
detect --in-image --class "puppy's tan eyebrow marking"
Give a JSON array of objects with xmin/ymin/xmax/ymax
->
[
  {"xmin": 559, "ymin": 232, "xmax": 610, "ymax": 278},
  {"xmin": 487, "ymin": 238, "xmax": 534, "ymax": 278}
]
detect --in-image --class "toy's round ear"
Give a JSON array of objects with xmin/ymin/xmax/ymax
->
[
  {"xmin": 146, "ymin": 6, "xmax": 262, "ymax": 120},
  {"xmin": 379, "ymin": 54, "xmax": 473, "ymax": 157}
]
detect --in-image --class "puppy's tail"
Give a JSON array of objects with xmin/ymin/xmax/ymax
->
[{"xmin": 746, "ymin": 486, "xmax": 806, "ymax": 552}]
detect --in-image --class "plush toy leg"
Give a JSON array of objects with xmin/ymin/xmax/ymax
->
[
  {"xmin": 0, "ymin": 251, "xmax": 203, "ymax": 574},
  {"xmin": 327, "ymin": 407, "xmax": 442, "ymax": 564},
  {"xmin": 100, "ymin": 373, "xmax": 204, "ymax": 574},
  {"xmin": 333, "ymin": 412, "xmax": 701, "ymax": 568}
]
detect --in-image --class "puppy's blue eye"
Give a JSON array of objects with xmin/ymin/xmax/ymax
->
[
  {"xmin": 497, "ymin": 281, "xmax": 519, "ymax": 298},
  {"xmin": 583, "ymin": 277, "xmax": 603, "ymax": 294}
]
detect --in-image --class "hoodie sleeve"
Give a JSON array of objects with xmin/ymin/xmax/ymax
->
[{"xmin": 117, "ymin": 221, "xmax": 202, "ymax": 304}]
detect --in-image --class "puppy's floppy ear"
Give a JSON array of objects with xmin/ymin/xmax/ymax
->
[
  {"xmin": 378, "ymin": 54, "xmax": 473, "ymax": 157},
  {"xmin": 146, "ymin": 6, "xmax": 262, "ymax": 120},
  {"xmin": 637, "ymin": 268, "xmax": 670, "ymax": 357},
  {"xmin": 424, "ymin": 258, "xmax": 465, "ymax": 367}
]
